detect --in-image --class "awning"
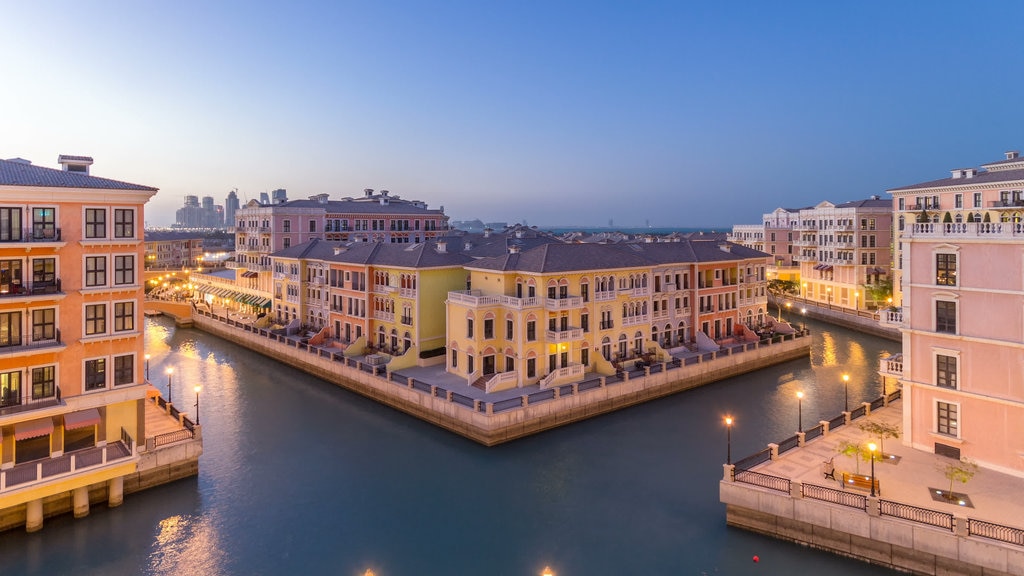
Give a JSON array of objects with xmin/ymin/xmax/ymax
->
[
  {"xmin": 15, "ymin": 418, "xmax": 54, "ymax": 441},
  {"xmin": 242, "ymin": 271, "xmax": 258, "ymax": 278},
  {"xmin": 64, "ymin": 408, "xmax": 100, "ymax": 431},
  {"xmin": 260, "ymin": 298, "xmax": 272, "ymax": 308}
]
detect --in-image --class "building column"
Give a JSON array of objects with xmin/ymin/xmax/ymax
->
[
  {"xmin": 26, "ymin": 499, "xmax": 43, "ymax": 532},
  {"xmin": 73, "ymin": 486, "xmax": 90, "ymax": 518},
  {"xmin": 108, "ymin": 476, "xmax": 124, "ymax": 508}
]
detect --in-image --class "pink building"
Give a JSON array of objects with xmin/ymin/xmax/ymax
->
[{"xmin": 885, "ymin": 150, "xmax": 1024, "ymax": 477}]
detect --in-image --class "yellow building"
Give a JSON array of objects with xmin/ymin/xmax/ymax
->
[
  {"xmin": 0, "ymin": 155, "xmax": 157, "ymax": 530},
  {"xmin": 446, "ymin": 241, "xmax": 769, "ymax": 392}
]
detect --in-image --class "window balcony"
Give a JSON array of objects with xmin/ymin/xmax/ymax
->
[
  {"xmin": 594, "ymin": 290, "xmax": 617, "ymax": 302},
  {"xmin": 0, "ymin": 384, "xmax": 62, "ymax": 415},
  {"xmin": 373, "ymin": 285, "xmax": 396, "ymax": 295},
  {"xmin": 373, "ymin": 311, "xmax": 394, "ymax": 322},
  {"xmin": 878, "ymin": 354, "xmax": 903, "ymax": 378},
  {"xmin": 987, "ymin": 200, "xmax": 1024, "ymax": 209},
  {"xmin": 545, "ymin": 327, "xmax": 583, "ymax": 341},
  {"xmin": 599, "ymin": 320, "xmax": 614, "ymax": 330},
  {"xmin": 0, "ymin": 228, "xmax": 63, "ymax": 244},
  {"xmin": 544, "ymin": 296, "xmax": 583, "ymax": 311},
  {"xmin": 622, "ymin": 314, "xmax": 650, "ymax": 327},
  {"xmin": 447, "ymin": 290, "xmax": 540, "ymax": 310},
  {"xmin": 0, "ymin": 279, "xmax": 63, "ymax": 298},
  {"xmin": 879, "ymin": 308, "xmax": 905, "ymax": 328},
  {"xmin": 399, "ymin": 288, "xmax": 417, "ymax": 298},
  {"xmin": 906, "ymin": 221, "xmax": 1024, "ymax": 239},
  {"xmin": 400, "ymin": 316, "xmax": 413, "ymax": 325}
]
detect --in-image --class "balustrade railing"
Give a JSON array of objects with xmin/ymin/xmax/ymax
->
[
  {"xmin": 734, "ymin": 470, "xmax": 791, "ymax": 494},
  {"xmin": 967, "ymin": 518, "xmax": 1024, "ymax": 546},
  {"xmin": 801, "ymin": 482, "xmax": 867, "ymax": 509},
  {"xmin": 879, "ymin": 500, "xmax": 954, "ymax": 531}
]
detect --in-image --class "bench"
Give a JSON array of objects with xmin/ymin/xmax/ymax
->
[
  {"xmin": 822, "ymin": 457, "xmax": 835, "ymax": 480},
  {"xmin": 840, "ymin": 471, "xmax": 880, "ymax": 495}
]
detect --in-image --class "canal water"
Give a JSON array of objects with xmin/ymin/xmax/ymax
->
[{"xmin": 0, "ymin": 315, "xmax": 902, "ymax": 575}]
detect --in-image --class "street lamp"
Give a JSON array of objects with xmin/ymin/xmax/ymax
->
[
  {"xmin": 796, "ymin": 391, "xmax": 804, "ymax": 432},
  {"xmin": 802, "ymin": 282, "xmax": 807, "ymax": 298},
  {"xmin": 785, "ymin": 302, "xmax": 792, "ymax": 320},
  {"xmin": 854, "ymin": 291, "xmax": 859, "ymax": 311},
  {"xmin": 725, "ymin": 416, "xmax": 734, "ymax": 464},
  {"xmin": 868, "ymin": 442, "xmax": 877, "ymax": 497},
  {"xmin": 842, "ymin": 373, "xmax": 850, "ymax": 412},
  {"xmin": 194, "ymin": 385, "xmax": 202, "ymax": 425},
  {"xmin": 144, "ymin": 353, "xmax": 151, "ymax": 381},
  {"xmin": 826, "ymin": 287, "xmax": 832, "ymax": 309},
  {"xmin": 166, "ymin": 367, "xmax": 173, "ymax": 403},
  {"xmin": 541, "ymin": 567, "xmax": 555, "ymax": 576}
]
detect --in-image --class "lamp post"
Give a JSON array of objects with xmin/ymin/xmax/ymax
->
[
  {"xmin": 796, "ymin": 391, "xmax": 804, "ymax": 432},
  {"xmin": 725, "ymin": 416, "xmax": 734, "ymax": 464},
  {"xmin": 854, "ymin": 291, "xmax": 859, "ymax": 311},
  {"xmin": 166, "ymin": 367, "xmax": 173, "ymax": 403},
  {"xmin": 785, "ymin": 302, "xmax": 792, "ymax": 320},
  {"xmin": 194, "ymin": 385, "xmax": 202, "ymax": 425},
  {"xmin": 802, "ymin": 282, "xmax": 807, "ymax": 298},
  {"xmin": 842, "ymin": 373, "xmax": 850, "ymax": 412},
  {"xmin": 826, "ymin": 287, "xmax": 832, "ymax": 309},
  {"xmin": 868, "ymin": 442, "xmax": 877, "ymax": 497},
  {"xmin": 144, "ymin": 353, "xmax": 151, "ymax": 381}
]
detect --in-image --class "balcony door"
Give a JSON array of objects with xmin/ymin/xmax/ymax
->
[{"xmin": 483, "ymin": 355, "xmax": 495, "ymax": 376}]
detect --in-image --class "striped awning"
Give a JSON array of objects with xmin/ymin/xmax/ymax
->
[
  {"xmin": 15, "ymin": 418, "xmax": 54, "ymax": 441},
  {"xmin": 64, "ymin": 408, "xmax": 100, "ymax": 431}
]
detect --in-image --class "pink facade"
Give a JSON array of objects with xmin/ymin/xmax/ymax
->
[{"xmin": 888, "ymin": 150, "xmax": 1024, "ymax": 477}]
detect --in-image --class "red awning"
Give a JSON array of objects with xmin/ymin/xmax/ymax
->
[
  {"xmin": 64, "ymin": 408, "xmax": 100, "ymax": 431},
  {"xmin": 14, "ymin": 418, "xmax": 54, "ymax": 441},
  {"xmin": 242, "ymin": 271, "xmax": 258, "ymax": 278}
]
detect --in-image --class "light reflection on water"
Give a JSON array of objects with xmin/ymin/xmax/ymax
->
[{"xmin": 0, "ymin": 316, "xmax": 901, "ymax": 575}]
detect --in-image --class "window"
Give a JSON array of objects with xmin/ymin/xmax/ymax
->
[
  {"xmin": 1, "ymin": 371, "xmax": 21, "ymax": 407},
  {"xmin": 936, "ymin": 354, "xmax": 957, "ymax": 389},
  {"xmin": 113, "ymin": 209, "xmax": 134, "ymax": 238},
  {"xmin": 0, "ymin": 311, "xmax": 21, "ymax": 347},
  {"xmin": 581, "ymin": 313, "xmax": 589, "ymax": 332},
  {"xmin": 283, "ymin": 238, "xmax": 291, "ymax": 249},
  {"xmin": 114, "ymin": 355, "xmax": 133, "ymax": 385},
  {"xmin": 451, "ymin": 350, "xmax": 458, "ymax": 369},
  {"xmin": 31, "ymin": 366, "xmax": 55, "ymax": 399},
  {"xmin": 85, "ymin": 256, "xmax": 106, "ymax": 287},
  {"xmin": 581, "ymin": 348, "xmax": 589, "ymax": 366},
  {"xmin": 936, "ymin": 253, "xmax": 956, "ymax": 286},
  {"xmin": 114, "ymin": 301, "xmax": 134, "ymax": 332},
  {"xmin": 954, "ymin": 194, "xmax": 963, "ymax": 208},
  {"xmin": 31, "ymin": 308, "xmax": 55, "ymax": 341},
  {"xmin": 936, "ymin": 301, "xmax": 956, "ymax": 334},
  {"xmin": 483, "ymin": 318, "xmax": 494, "ymax": 339},
  {"xmin": 898, "ymin": 198, "xmax": 905, "ymax": 211},
  {"xmin": 32, "ymin": 258, "xmax": 56, "ymax": 285},
  {"xmin": 937, "ymin": 401, "xmax": 958, "ymax": 436},
  {"xmin": 309, "ymin": 220, "xmax": 316, "ymax": 232},
  {"xmin": 506, "ymin": 319, "xmax": 514, "ymax": 340},
  {"xmin": 973, "ymin": 192, "xmax": 983, "ymax": 208},
  {"xmin": 85, "ymin": 208, "xmax": 106, "ymax": 238},
  {"xmin": 85, "ymin": 304, "xmax": 106, "ymax": 335},
  {"xmin": 526, "ymin": 320, "xmax": 536, "ymax": 341},
  {"xmin": 32, "ymin": 207, "xmax": 56, "ymax": 239},
  {"xmin": 85, "ymin": 358, "xmax": 106, "ymax": 391},
  {"xmin": 283, "ymin": 220, "xmax": 291, "ymax": 232},
  {"xmin": 114, "ymin": 255, "xmax": 135, "ymax": 285},
  {"xmin": 467, "ymin": 354, "xmax": 474, "ymax": 374},
  {"xmin": 0, "ymin": 207, "xmax": 22, "ymax": 241},
  {"xmin": 527, "ymin": 357, "xmax": 536, "ymax": 378},
  {"xmin": 466, "ymin": 318, "xmax": 474, "ymax": 338}
]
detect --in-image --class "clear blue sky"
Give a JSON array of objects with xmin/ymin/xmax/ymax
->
[{"xmin": 4, "ymin": 1, "xmax": 1024, "ymax": 228}]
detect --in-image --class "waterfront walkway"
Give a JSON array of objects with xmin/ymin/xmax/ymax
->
[{"xmin": 737, "ymin": 398, "xmax": 1024, "ymax": 541}]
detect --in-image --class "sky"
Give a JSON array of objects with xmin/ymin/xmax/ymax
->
[{"xmin": 4, "ymin": 1, "xmax": 1024, "ymax": 228}]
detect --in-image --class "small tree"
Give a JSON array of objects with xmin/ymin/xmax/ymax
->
[
  {"xmin": 858, "ymin": 420, "xmax": 900, "ymax": 458},
  {"xmin": 940, "ymin": 458, "xmax": 978, "ymax": 499},
  {"xmin": 766, "ymin": 279, "xmax": 800, "ymax": 320},
  {"xmin": 983, "ymin": 212, "xmax": 992, "ymax": 223},
  {"xmin": 865, "ymin": 277, "xmax": 893, "ymax": 309},
  {"xmin": 836, "ymin": 440, "xmax": 871, "ymax": 474},
  {"xmin": 942, "ymin": 211, "xmax": 953, "ymax": 223}
]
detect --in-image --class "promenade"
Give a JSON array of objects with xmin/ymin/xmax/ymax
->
[{"xmin": 722, "ymin": 398, "xmax": 1024, "ymax": 575}]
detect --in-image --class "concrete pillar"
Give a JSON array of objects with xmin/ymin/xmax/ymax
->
[
  {"xmin": 73, "ymin": 486, "xmax": 90, "ymax": 518},
  {"xmin": 953, "ymin": 516, "xmax": 968, "ymax": 537},
  {"xmin": 486, "ymin": 403, "xmax": 493, "ymax": 415},
  {"xmin": 790, "ymin": 480, "xmax": 802, "ymax": 498},
  {"xmin": 192, "ymin": 424, "xmax": 202, "ymax": 442},
  {"xmin": 797, "ymin": 431, "xmax": 806, "ymax": 447},
  {"xmin": 25, "ymin": 499, "xmax": 43, "ymax": 532},
  {"xmin": 862, "ymin": 401, "xmax": 872, "ymax": 416},
  {"xmin": 866, "ymin": 496, "xmax": 880, "ymax": 517},
  {"xmin": 723, "ymin": 463, "xmax": 735, "ymax": 482},
  {"xmin": 843, "ymin": 411, "xmax": 851, "ymax": 425},
  {"xmin": 572, "ymin": 383, "xmax": 579, "ymax": 395},
  {"xmin": 553, "ymin": 387, "xmax": 560, "ymax": 399},
  {"xmin": 108, "ymin": 476, "xmax": 124, "ymax": 508},
  {"xmin": 446, "ymin": 391, "xmax": 453, "ymax": 402},
  {"xmin": 600, "ymin": 377, "xmax": 606, "ymax": 387},
  {"xmin": 522, "ymin": 395, "xmax": 529, "ymax": 406},
  {"xmin": 820, "ymin": 420, "xmax": 830, "ymax": 436},
  {"xmin": 473, "ymin": 399, "xmax": 481, "ymax": 412},
  {"xmin": 430, "ymin": 385, "xmax": 437, "ymax": 397},
  {"xmin": 768, "ymin": 443, "xmax": 779, "ymax": 460}
]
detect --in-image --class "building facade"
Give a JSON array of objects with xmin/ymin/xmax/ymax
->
[
  {"xmin": 0, "ymin": 155, "xmax": 157, "ymax": 523},
  {"xmin": 885, "ymin": 150, "xmax": 1024, "ymax": 477},
  {"xmin": 144, "ymin": 231, "xmax": 204, "ymax": 270},
  {"xmin": 445, "ymin": 241, "xmax": 770, "ymax": 391}
]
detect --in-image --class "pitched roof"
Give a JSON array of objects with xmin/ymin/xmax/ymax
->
[
  {"xmin": 272, "ymin": 239, "xmax": 474, "ymax": 268},
  {"xmin": 254, "ymin": 198, "xmax": 445, "ymax": 215},
  {"xmin": 889, "ymin": 168, "xmax": 1024, "ymax": 192},
  {"xmin": 0, "ymin": 158, "xmax": 158, "ymax": 191}
]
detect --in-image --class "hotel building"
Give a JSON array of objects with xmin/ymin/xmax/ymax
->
[
  {"xmin": 885, "ymin": 150, "xmax": 1024, "ymax": 476},
  {"xmin": 0, "ymin": 155, "xmax": 156, "ymax": 528}
]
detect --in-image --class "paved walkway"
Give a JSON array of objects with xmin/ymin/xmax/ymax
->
[
  {"xmin": 750, "ymin": 399, "xmax": 1024, "ymax": 530},
  {"xmin": 143, "ymin": 387, "xmax": 191, "ymax": 437}
]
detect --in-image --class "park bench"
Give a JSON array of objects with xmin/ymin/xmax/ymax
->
[
  {"xmin": 840, "ymin": 471, "xmax": 879, "ymax": 495},
  {"xmin": 822, "ymin": 457, "xmax": 835, "ymax": 480}
]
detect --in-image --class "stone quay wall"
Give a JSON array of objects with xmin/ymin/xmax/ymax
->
[
  {"xmin": 193, "ymin": 313, "xmax": 811, "ymax": 445},
  {"xmin": 721, "ymin": 476, "xmax": 1024, "ymax": 575}
]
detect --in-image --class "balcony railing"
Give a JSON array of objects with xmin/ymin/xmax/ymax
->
[
  {"xmin": 594, "ymin": 290, "xmax": 616, "ymax": 302},
  {"xmin": 546, "ymin": 327, "xmax": 583, "ymax": 341},
  {"xmin": 880, "ymin": 308, "xmax": 905, "ymax": 328},
  {"xmin": 0, "ymin": 228, "xmax": 63, "ymax": 244},
  {"xmin": 599, "ymin": 320, "xmax": 614, "ymax": 330},
  {"xmin": 373, "ymin": 311, "xmax": 394, "ymax": 322},
  {"xmin": 400, "ymin": 316, "xmax": 413, "ymax": 325},
  {"xmin": 374, "ymin": 285, "xmax": 396, "ymax": 295},
  {"xmin": 544, "ymin": 296, "xmax": 583, "ymax": 311},
  {"xmin": 988, "ymin": 199, "xmax": 1024, "ymax": 208},
  {"xmin": 0, "ymin": 329, "xmax": 63, "ymax": 354},
  {"xmin": 907, "ymin": 221, "xmax": 1024, "ymax": 239},
  {"xmin": 539, "ymin": 363, "xmax": 585, "ymax": 389},
  {"xmin": 622, "ymin": 314, "xmax": 650, "ymax": 327},
  {"xmin": 447, "ymin": 290, "xmax": 540, "ymax": 310},
  {"xmin": 0, "ymin": 440, "xmax": 132, "ymax": 493},
  {"xmin": 399, "ymin": 288, "xmax": 417, "ymax": 298},
  {"xmin": 0, "ymin": 279, "xmax": 62, "ymax": 298},
  {"xmin": 879, "ymin": 354, "xmax": 903, "ymax": 378},
  {"xmin": 0, "ymin": 384, "xmax": 61, "ymax": 414}
]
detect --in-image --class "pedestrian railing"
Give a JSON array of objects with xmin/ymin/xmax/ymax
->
[
  {"xmin": 733, "ymin": 448, "xmax": 771, "ymax": 472},
  {"xmin": 801, "ymin": 482, "xmax": 867, "ymax": 510},
  {"xmin": 777, "ymin": 434, "xmax": 800, "ymax": 454},
  {"xmin": 735, "ymin": 470, "xmax": 790, "ymax": 494},
  {"xmin": 804, "ymin": 423, "xmax": 824, "ymax": 441},
  {"xmin": 968, "ymin": 518, "xmax": 1024, "ymax": 546},
  {"xmin": 879, "ymin": 500, "xmax": 954, "ymax": 531}
]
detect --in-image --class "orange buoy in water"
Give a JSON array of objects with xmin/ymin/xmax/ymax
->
[{"xmin": 753, "ymin": 555, "xmax": 760, "ymax": 563}]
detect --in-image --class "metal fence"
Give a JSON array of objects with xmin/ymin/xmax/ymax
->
[
  {"xmin": 849, "ymin": 405, "xmax": 867, "ymax": 419},
  {"xmin": 804, "ymin": 423, "xmax": 823, "ymax": 441},
  {"xmin": 733, "ymin": 448, "xmax": 771, "ymax": 472},
  {"xmin": 879, "ymin": 500, "xmax": 954, "ymax": 531},
  {"xmin": 153, "ymin": 428, "xmax": 195, "ymax": 447},
  {"xmin": 801, "ymin": 482, "xmax": 867, "ymax": 510},
  {"xmin": 777, "ymin": 435, "xmax": 800, "ymax": 454},
  {"xmin": 967, "ymin": 518, "xmax": 1024, "ymax": 546},
  {"xmin": 734, "ymin": 470, "xmax": 791, "ymax": 494},
  {"xmin": 828, "ymin": 414, "xmax": 846, "ymax": 430}
]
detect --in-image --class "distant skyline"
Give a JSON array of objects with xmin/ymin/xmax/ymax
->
[{"xmin": 4, "ymin": 2, "xmax": 1024, "ymax": 228}]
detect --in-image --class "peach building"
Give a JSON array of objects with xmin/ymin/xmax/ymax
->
[
  {"xmin": 0, "ymin": 155, "xmax": 156, "ymax": 529},
  {"xmin": 885, "ymin": 150, "xmax": 1024, "ymax": 477}
]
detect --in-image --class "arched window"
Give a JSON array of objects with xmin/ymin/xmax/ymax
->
[
  {"xmin": 601, "ymin": 337, "xmax": 612, "ymax": 360},
  {"xmin": 618, "ymin": 334, "xmax": 628, "ymax": 359},
  {"xmin": 403, "ymin": 332, "xmax": 412, "ymax": 352},
  {"xmin": 634, "ymin": 331, "xmax": 643, "ymax": 355}
]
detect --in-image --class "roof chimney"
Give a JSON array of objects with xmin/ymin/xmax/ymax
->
[
  {"xmin": 719, "ymin": 243, "xmax": 732, "ymax": 253},
  {"xmin": 333, "ymin": 246, "xmax": 343, "ymax": 255},
  {"xmin": 364, "ymin": 188, "xmax": 374, "ymax": 197},
  {"xmin": 965, "ymin": 168, "xmax": 977, "ymax": 178},
  {"xmin": 509, "ymin": 244, "xmax": 520, "ymax": 254},
  {"xmin": 951, "ymin": 169, "xmax": 965, "ymax": 179},
  {"xmin": 436, "ymin": 240, "xmax": 447, "ymax": 253},
  {"xmin": 1007, "ymin": 151, "xmax": 1019, "ymax": 160},
  {"xmin": 483, "ymin": 227, "xmax": 492, "ymax": 238},
  {"xmin": 57, "ymin": 155, "xmax": 93, "ymax": 175}
]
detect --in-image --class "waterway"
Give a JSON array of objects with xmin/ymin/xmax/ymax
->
[{"xmin": 0, "ymin": 314, "xmax": 902, "ymax": 575}]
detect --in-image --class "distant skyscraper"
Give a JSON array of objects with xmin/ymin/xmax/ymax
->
[
  {"xmin": 259, "ymin": 192, "xmax": 270, "ymax": 204},
  {"xmin": 225, "ymin": 189, "xmax": 240, "ymax": 227},
  {"xmin": 271, "ymin": 188, "xmax": 287, "ymax": 204},
  {"xmin": 175, "ymin": 194, "xmax": 226, "ymax": 228}
]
